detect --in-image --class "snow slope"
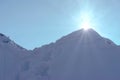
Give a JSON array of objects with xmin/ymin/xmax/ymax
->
[
  {"xmin": 0, "ymin": 33, "xmax": 31, "ymax": 80},
  {"xmin": 28, "ymin": 29, "xmax": 120, "ymax": 80},
  {"xmin": 49, "ymin": 29, "xmax": 120, "ymax": 80},
  {"xmin": 0, "ymin": 29, "xmax": 120, "ymax": 80}
]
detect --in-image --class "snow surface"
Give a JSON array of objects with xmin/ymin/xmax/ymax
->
[
  {"xmin": 0, "ymin": 29, "xmax": 120, "ymax": 80},
  {"xmin": 0, "ymin": 34, "xmax": 31, "ymax": 80}
]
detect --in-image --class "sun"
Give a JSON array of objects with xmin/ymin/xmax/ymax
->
[
  {"xmin": 83, "ymin": 26, "xmax": 90, "ymax": 30},
  {"xmin": 82, "ymin": 21, "xmax": 91, "ymax": 30},
  {"xmin": 80, "ymin": 12, "xmax": 93, "ymax": 30}
]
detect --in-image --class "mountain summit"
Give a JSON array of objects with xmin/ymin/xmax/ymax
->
[{"xmin": 56, "ymin": 29, "xmax": 115, "ymax": 48}]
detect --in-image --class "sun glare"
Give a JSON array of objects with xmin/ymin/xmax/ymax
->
[
  {"xmin": 82, "ymin": 20, "xmax": 91, "ymax": 30},
  {"xmin": 80, "ymin": 12, "xmax": 93, "ymax": 30},
  {"xmin": 83, "ymin": 26, "xmax": 90, "ymax": 30}
]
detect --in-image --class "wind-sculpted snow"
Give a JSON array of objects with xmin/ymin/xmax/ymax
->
[{"xmin": 0, "ymin": 29, "xmax": 120, "ymax": 80}]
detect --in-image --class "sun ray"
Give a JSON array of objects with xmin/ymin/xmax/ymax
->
[
  {"xmin": 77, "ymin": 10, "xmax": 95, "ymax": 31},
  {"xmin": 81, "ymin": 13, "xmax": 92, "ymax": 30}
]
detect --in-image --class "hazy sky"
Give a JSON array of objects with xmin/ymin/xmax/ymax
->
[{"xmin": 0, "ymin": 0, "xmax": 120, "ymax": 49}]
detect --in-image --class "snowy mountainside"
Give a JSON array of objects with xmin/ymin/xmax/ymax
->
[
  {"xmin": 49, "ymin": 29, "xmax": 120, "ymax": 80},
  {"xmin": 0, "ymin": 29, "xmax": 120, "ymax": 80},
  {"xmin": 0, "ymin": 33, "xmax": 31, "ymax": 80},
  {"xmin": 19, "ymin": 43, "xmax": 55, "ymax": 80},
  {"xmin": 23, "ymin": 29, "xmax": 120, "ymax": 80}
]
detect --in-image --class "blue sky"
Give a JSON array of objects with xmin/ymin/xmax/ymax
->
[{"xmin": 0, "ymin": 0, "xmax": 120, "ymax": 49}]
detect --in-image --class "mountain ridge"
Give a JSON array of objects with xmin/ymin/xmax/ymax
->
[
  {"xmin": 0, "ymin": 29, "xmax": 120, "ymax": 80},
  {"xmin": 0, "ymin": 29, "xmax": 119, "ymax": 50}
]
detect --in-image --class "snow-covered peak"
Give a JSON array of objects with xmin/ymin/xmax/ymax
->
[
  {"xmin": 43, "ymin": 29, "xmax": 120, "ymax": 80},
  {"xmin": 56, "ymin": 29, "xmax": 101, "ymax": 42},
  {"xmin": 56, "ymin": 29, "xmax": 116, "ymax": 47}
]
